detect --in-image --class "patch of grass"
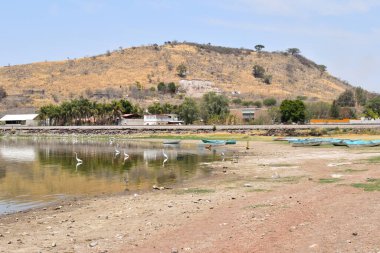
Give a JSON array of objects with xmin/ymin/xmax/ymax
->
[
  {"xmin": 318, "ymin": 178, "xmax": 343, "ymax": 183},
  {"xmin": 367, "ymin": 156, "xmax": 380, "ymax": 163},
  {"xmin": 246, "ymin": 188, "xmax": 272, "ymax": 192},
  {"xmin": 253, "ymin": 176, "xmax": 304, "ymax": 184},
  {"xmin": 343, "ymin": 168, "xmax": 368, "ymax": 173},
  {"xmin": 352, "ymin": 178, "xmax": 380, "ymax": 191},
  {"xmin": 268, "ymin": 163, "xmax": 295, "ymax": 167},
  {"xmin": 244, "ymin": 203, "xmax": 272, "ymax": 209},
  {"xmin": 175, "ymin": 188, "xmax": 215, "ymax": 195}
]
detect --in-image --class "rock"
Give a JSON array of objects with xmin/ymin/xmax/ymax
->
[
  {"xmin": 352, "ymin": 232, "xmax": 358, "ymax": 236},
  {"xmin": 309, "ymin": 244, "xmax": 318, "ymax": 248},
  {"xmin": 243, "ymin": 183, "xmax": 253, "ymax": 187},
  {"xmin": 51, "ymin": 242, "xmax": 56, "ymax": 247},
  {"xmin": 89, "ymin": 241, "xmax": 98, "ymax": 247},
  {"xmin": 171, "ymin": 248, "xmax": 178, "ymax": 253},
  {"xmin": 7, "ymin": 241, "xmax": 11, "ymax": 244},
  {"xmin": 54, "ymin": 206, "xmax": 62, "ymax": 210}
]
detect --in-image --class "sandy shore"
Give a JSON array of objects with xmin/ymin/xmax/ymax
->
[{"xmin": 1, "ymin": 139, "xmax": 380, "ymax": 253}]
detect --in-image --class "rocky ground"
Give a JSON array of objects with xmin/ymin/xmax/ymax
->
[{"xmin": 1, "ymin": 140, "xmax": 380, "ymax": 253}]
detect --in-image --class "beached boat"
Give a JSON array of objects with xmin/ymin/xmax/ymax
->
[
  {"xmin": 225, "ymin": 140, "xmax": 237, "ymax": 145},
  {"xmin": 163, "ymin": 140, "xmax": 181, "ymax": 145},
  {"xmin": 345, "ymin": 140, "xmax": 380, "ymax": 147},
  {"xmin": 201, "ymin": 140, "xmax": 226, "ymax": 145},
  {"xmin": 291, "ymin": 141, "xmax": 322, "ymax": 147}
]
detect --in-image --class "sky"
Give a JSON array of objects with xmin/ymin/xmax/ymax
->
[{"xmin": 0, "ymin": 0, "xmax": 379, "ymax": 92}]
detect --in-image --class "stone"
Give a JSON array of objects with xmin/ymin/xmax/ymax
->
[
  {"xmin": 89, "ymin": 241, "xmax": 98, "ymax": 247},
  {"xmin": 51, "ymin": 242, "xmax": 56, "ymax": 247},
  {"xmin": 243, "ymin": 183, "xmax": 253, "ymax": 187}
]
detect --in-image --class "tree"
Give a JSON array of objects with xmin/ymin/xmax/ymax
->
[
  {"xmin": 232, "ymin": 98, "xmax": 242, "ymax": 105},
  {"xmin": 306, "ymin": 102, "xmax": 331, "ymax": 119},
  {"xmin": 336, "ymin": 90, "xmax": 355, "ymax": 107},
  {"xmin": 268, "ymin": 106, "xmax": 281, "ymax": 124},
  {"xmin": 330, "ymin": 100, "xmax": 340, "ymax": 119},
  {"xmin": 253, "ymin": 101, "xmax": 262, "ymax": 108},
  {"xmin": 354, "ymin": 87, "xmax": 367, "ymax": 106},
  {"xmin": 157, "ymin": 82, "xmax": 166, "ymax": 93},
  {"xmin": 287, "ymin": 48, "xmax": 300, "ymax": 55},
  {"xmin": 167, "ymin": 82, "xmax": 177, "ymax": 94},
  {"xmin": 148, "ymin": 102, "xmax": 164, "ymax": 114},
  {"xmin": 252, "ymin": 65, "xmax": 265, "ymax": 78},
  {"xmin": 280, "ymin": 99, "xmax": 306, "ymax": 123},
  {"xmin": 254, "ymin": 44, "xmax": 265, "ymax": 52},
  {"xmin": 200, "ymin": 92, "xmax": 230, "ymax": 124},
  {"xmin": 263, "ymin": 98, "xmax": 277, "ymax": 107},
  {"xmin": 178, "ymin": 98, "xmax": 199, "ymax": 124},
  {"xmin": 176, "ymin": 64, "xmax": 187, "ymax": 78},
  {"xmin": 364, "ymin": 96, "xmax": 380, "ymax": 118}
]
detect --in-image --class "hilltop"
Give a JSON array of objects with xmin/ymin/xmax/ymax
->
[{"xmin": 0, "ymin": 42, "xmax": 352, "ymax": 109}]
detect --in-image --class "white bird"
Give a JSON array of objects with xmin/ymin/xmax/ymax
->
[
  {"xmin": 74, "ymin": 152, "xmax": 83, "ymax": 163},
  {"xmin": 162, "ymin": 149, "xmax": 168, "ymax": 159},
  {"xmin": 115, "ymin": 145, "xmax": 120, "ymax": 156},
  {"xmin": 124, "ymin": 150, "xmax": 129, "ymax": 159}
]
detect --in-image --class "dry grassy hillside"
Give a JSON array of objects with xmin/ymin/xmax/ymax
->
[{"xmin": 0, "ymin": 42, "xmax": 351, "ymax": 109}]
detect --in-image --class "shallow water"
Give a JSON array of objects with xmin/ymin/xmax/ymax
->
[{"xmin": 0, "ymin": 137, "xmax": 222, "ymax": 214}]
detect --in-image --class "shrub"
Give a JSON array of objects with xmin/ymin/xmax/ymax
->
[
  {"xmin": 263, "ymin": 75, "xmax": 272, "ymax": 84},
  {"xmin": 176, "ymin": 64, "xmax": 187, "ymax": 78},
  {"xmin": 252, "ymin": 65, "xmax": 265, "ymax": 78},
  {"xmin": 263, "ymin": 98, "xmax": 277, "ymax": 107}
]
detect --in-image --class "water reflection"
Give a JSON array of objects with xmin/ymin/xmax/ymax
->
[{"xmin": 0, "ymin": 138, "xmax": 218, "ymax": 214}]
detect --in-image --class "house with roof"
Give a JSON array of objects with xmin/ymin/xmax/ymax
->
[{"xmin": 0, "ymin": 114, "xmax": 39, "ymax": 126}]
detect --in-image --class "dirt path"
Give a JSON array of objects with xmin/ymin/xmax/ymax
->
[{"xmin": 1, "ymin": 141, "xmax": 380, "ymax": 253}]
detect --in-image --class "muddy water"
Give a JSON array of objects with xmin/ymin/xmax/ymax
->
[{"xmin": 0, "ymin": 138, "xmax": 221, "ymax": 214}]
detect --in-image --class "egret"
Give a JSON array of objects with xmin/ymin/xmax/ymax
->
[
  {"xmin": 115, "ymin": 145, "xmax": 120, "ymax": 156},
  {"xmin": 74, "ymin": 152, "xmax": 83, "ymax": 163},
  {"xmin": 162, "ymin": 149, "xmax": 168, "ymax": 159},
  {"xmin": 124, "ymin": 150, "xmax": 129, "ymax": 159}
]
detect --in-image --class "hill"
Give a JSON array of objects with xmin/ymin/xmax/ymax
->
[{"xmin": 0, "ymin": 42, "xmax": 352, "ymax": 110}]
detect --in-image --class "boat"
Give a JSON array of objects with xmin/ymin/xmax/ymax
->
[
  {"xmin": 291, "ymin": 140, "xmax": 322, "ymax": 147},
  {"xmin": 225, "ymin": 140, "xmax": 237, "ymax": 145},
  {"xmin": 163, "ymin": 140, "xmax": 181, "ymax": 145},
  {"xmin": 345, "ymin": 140, "xmax": 380, "ymax": 147},
  {"xmin": 273, "ymin": 137, "xmax": 298, "ymax": 141},
  {"xmin": 201, "ymin": 140, "xmax": 226, "ymax": 145}
]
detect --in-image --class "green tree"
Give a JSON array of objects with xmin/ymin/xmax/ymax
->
[
  {"xmin": 263, "ymin": 98, "xmax": 277, "ymax": 107},
  {"xmin": 200, "ymin": 92, "xmax": 230, "ymax": 124},
  {"xmin": 268, "ymin": 106, "xmax": 281, "ymax": 124},
  {"xmin": 287, "ymin": 48, "xmax": 301, "ymax": 55},
  {"xmin": 364, "ymin": 96, "xmax": 380, "ymax": 118},
  {"xmin": 157, "ymin": 82, "xmax": 166, "ymax": 93},
  {"xmin": 176, "ymin": 64, "xmax": 187, "ymax": 78},
  {"xmin": 167, "ymin": 82, "xmax": 177, "ymax": 94},
  {"xmin": 232, "ymin": 98, "xmax": 242, "ymax": 105},
  {"xmin": 330, "ymin": 100, "xmax": 340, "ymax": 119},
  {"xmin": 254, "ymin": 44, "xmax": 265, "ymax": 52},
  {"xmin": 306, "ymin": 102, "xmax": 331, "ymax": 119},
  {"xmin": 336, "ymin": 90, "xmax": 355, "ymax": 107},
  {"xmin": 253, "ymin": 101, "xmax": 262, "ymax": 108},
  {"xmin": 178, "ymin": 98, "xmax": 199, "ymax": 124},
  {"xmin": 280, "ymin": 99, "xmax": 306, "ymax": 123},
  {"xmin": 252, "ymin": 65, "xmax": 265, "ymax": 78},
  {"xmin": 148, "ymin": 102, "xmax": 164, "ymax": 114},
  {"xmin": 355, "ymin": 87, "xmax": 367, "ymax": 106}
]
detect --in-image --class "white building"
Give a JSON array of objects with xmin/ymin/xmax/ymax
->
[
  {"xmin": 0, "ymin": 114, "xmax": 39, "ymax": 126},
  {"xmin": 143, "ymin": 114, "xmax": 183, "ymax": 125}
]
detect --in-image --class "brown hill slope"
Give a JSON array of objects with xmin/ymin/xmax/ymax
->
[{"xmin": 0, "ymin": 43, "xmax": 350, "ymax": 108}]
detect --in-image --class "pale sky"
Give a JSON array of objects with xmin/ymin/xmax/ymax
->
[{"xmin": 1, "ymin": 0, "xmax": 379, "ymax": 92}]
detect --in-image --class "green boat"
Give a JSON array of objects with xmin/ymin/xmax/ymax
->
[{"xmin": 201, "ymin": 139, "xmax": 236, "ymax": 145}]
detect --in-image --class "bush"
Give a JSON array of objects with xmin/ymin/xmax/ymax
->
[
  {"xmin": 0, "ymin": 86, "xmax": 7, "ymax": 101},
  {"xmin": 232, "ymin": 98, "xmax": 242, "ymax": 105},
  {"xmin": 263, "ymin": 75, "xmax": 272, "ymax": 84},
  {"xmin": 252, "ymin": 65, "xmax": 265, "ymax": 78},
  {"xmin": 176, "ymin": 64, "xmax": 187, "ymax": 78},
  {"xmin": 263, "ymin": 98, "xmax": 277, "ymax": 107}
]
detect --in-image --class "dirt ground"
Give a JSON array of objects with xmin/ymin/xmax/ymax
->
[{"xmin": 1, "ymin": 140, "xmax": 380, "ymax": 253}]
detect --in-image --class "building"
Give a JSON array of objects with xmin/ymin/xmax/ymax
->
[
  {"xmin": 120, "ymin": 114, "xmax": 144, "ymax": 126},
  {"xmin": 143, "ymin": 114, "xmax": 183, "ymax": 125},
  {"xmin": 241, "ymin": 108, "xmax": 256, "ymax": 121},
  {"xmin": 0, "ymin": 114, "xmax": 39, "ymax": 126},
  {"xmin": 230, "ymin": 107, "xmax": 257, "ymax": 123}
]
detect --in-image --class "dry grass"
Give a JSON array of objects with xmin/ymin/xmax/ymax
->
[{"xmin": 0, "ymin": 43, "xmax": 350, "ymax": 107}]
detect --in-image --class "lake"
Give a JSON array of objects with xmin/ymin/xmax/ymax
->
[{"xmin": 0, "ymin": 137, "xmax": 223, "ymax": 214}]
